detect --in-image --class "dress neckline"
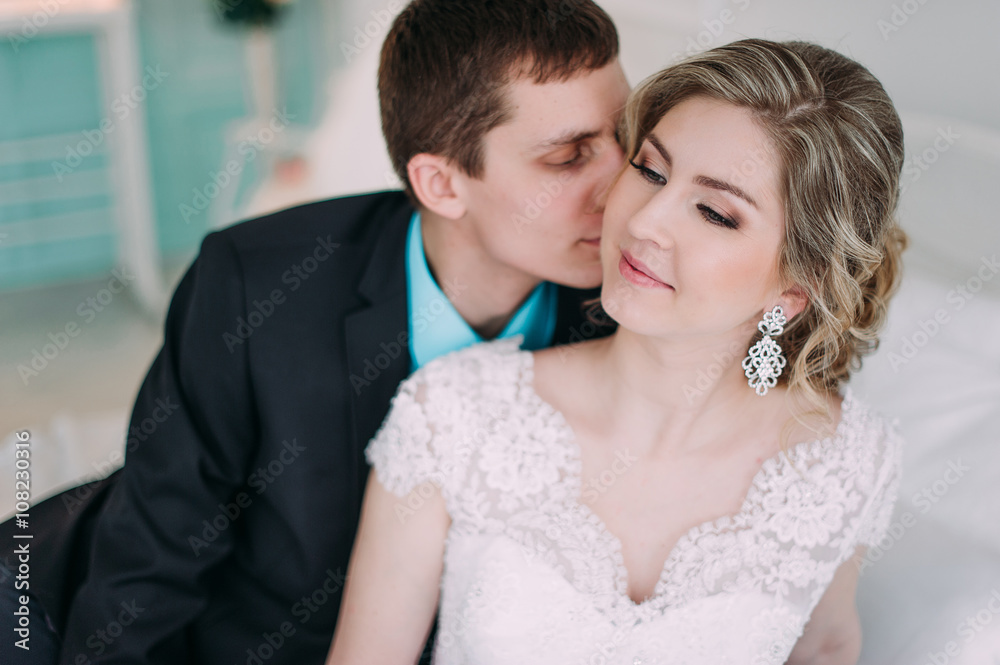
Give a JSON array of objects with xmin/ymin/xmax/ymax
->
[{"xmin": 518, "ymin": 346, "xmax": 855, "ymax": 611}]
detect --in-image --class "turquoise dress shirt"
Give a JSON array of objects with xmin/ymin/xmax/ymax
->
[{"xmin": 406, "ymin": 211, "xmax": 558, "ymax": 371}]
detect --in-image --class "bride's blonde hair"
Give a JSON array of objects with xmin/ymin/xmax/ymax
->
[{"xmin": 613, "ymin": 39, "xmax": 908, "ymax": 437}]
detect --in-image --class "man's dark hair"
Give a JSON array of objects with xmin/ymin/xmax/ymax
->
[{"xmin": 378, "ymin": 0, "xmax": 620, "ymax": 200}]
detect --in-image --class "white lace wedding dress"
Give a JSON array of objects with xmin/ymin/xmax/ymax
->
[{"xmin": 365, "ymin": 337, "xmax": 903, "ymax": 664}]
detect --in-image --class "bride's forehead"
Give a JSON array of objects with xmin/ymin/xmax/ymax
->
[
  {"xmin": 653, "ymin": 98, "xmax": 772, "ymax": 151},
  {"xmin": 645, "ymin": 101, "xmax": 784, "ymax": 205}
]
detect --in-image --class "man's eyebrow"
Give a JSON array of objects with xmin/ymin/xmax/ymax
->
[
  {"xmin": 530, "ymin": 129, "xmax": 601, "ymax": 153},
  {"xmin": 644, "ymin": 134, "xmax": 759, "ymax": 209}
]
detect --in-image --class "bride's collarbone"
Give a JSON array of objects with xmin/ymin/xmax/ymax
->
[
  {"xmin": 575, "ymin": 449, "xmax": 761, "ymax": 604},
  {"xmin": 565, "ymin": 397, "xmax": 842, "ymax": 604},
  {"xmin": 579, "ymin": 483, "xmax": 737, "ymax": 604},
  {"xmin": 578, "ymin": 442, "xmax": 758, "ymax": 527}
]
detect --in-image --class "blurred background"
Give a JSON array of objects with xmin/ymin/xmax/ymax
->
[{"xmin": 1, "ymin": 0, "xmax": 998, "ymax": 662}]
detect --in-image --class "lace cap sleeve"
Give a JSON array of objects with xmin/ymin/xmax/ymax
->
[
  {"xmin": 855, "ymin": 415, "xmax": 904, "ymax": 549},
  {"xmin": 364, "ymin": 337, "xmax": 523, "ymax": 500},
  {"xmin": 363, "ymin": 374, "xmax": 445, "ymax": 499}
]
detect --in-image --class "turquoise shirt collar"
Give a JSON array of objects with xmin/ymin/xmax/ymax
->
[{"xmin": 406, "ymin": 211, "xmax": 557, "ymax": 371}]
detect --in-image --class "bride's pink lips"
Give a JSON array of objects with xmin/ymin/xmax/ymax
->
[{"xmin": 619, "ymin": 250, "xmax": 672, "ymax": 289}]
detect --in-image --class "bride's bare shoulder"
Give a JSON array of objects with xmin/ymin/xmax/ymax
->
[
  {"xmin": 530, "ymin": 338, "xmax": 609, "ymax": 406},
  {"xmin": 532, "ymin": 338, "xmax": 608, "ymax": 375}
]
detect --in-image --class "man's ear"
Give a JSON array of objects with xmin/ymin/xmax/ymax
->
[{"xmin": 407, "ymin": 153, "xmax": 467, "ymax": 220}]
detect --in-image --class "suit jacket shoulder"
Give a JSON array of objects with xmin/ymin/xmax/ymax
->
[{"xmin": 214, "ymin": 190, "xmax": 413, "ymax": 286}]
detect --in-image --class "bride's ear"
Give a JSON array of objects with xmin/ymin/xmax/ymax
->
[
  {"xmin": 778, "ymin": 284, "xmax": 810, "ymax": 321},
  {"xmin": 407, "ymin": 153, "xmax": 467, "ymax": 220}
]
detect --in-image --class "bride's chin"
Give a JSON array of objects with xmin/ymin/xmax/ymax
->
[
  {"xmin": 599, "ymin": 308, "xmax": 667, "ymax": 338},
  {"xmin": 599, "ymin": 286, "xmax": 664, "ymax": 317}
]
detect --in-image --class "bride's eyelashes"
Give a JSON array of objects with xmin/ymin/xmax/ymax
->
[
  {"xmin": 628, "ymin": 157, "xmax": 665, "ymax": 186},
  {"xmin": 697, "ymin": 204, "xmax": 739, "ymax": 230},
  {"xmin": 628, "ymin": 157, "xmax": 741, "ymax": 230}
]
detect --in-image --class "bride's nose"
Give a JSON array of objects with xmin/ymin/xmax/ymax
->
[{"xmin": 624, "ymin": 194, "xmax": 677, "ymax": 253}]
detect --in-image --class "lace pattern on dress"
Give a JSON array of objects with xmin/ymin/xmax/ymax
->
[{"xmin": 363, "ymin": 337, "xmax": 904, "ymax": 663}]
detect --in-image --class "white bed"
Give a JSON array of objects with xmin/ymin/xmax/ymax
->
[{"xmin": 850, "ymin": 113, "xmax": 1000, "ymax": 663}]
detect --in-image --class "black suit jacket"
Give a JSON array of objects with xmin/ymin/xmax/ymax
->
[{"xmin": 57, "ymin": 191, "xmax": 610, "ymax": 664}]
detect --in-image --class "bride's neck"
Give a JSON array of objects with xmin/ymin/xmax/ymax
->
[{"xmin": 585, "ymin": 328, "xmax": 775, "ymax": 457}]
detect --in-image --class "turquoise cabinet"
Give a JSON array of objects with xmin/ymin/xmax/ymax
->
[
  {"xmin": 0, "ymin": 0, "xmax": 328, "ymax": 294},
  {"xmin": 0, "ymin": 33, "xmax": 116, "ymax": 289}
]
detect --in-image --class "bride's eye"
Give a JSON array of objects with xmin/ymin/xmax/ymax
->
[
  {"xmin": 697, "ymin": 203, "xmax": 739, "ymax": 230},
  {"xmin": 628, "ymin": 158, "xmax": 666, "ymax": 186}
]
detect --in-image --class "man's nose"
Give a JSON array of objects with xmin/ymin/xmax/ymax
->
[{"xmin": 588, "ymin": 141, "xmax": 627, "ymax": 216}]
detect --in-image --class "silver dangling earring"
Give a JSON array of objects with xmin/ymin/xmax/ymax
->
[{"xmin": 742, "ymin": 305, "xmax": 787, "ymax": 397}]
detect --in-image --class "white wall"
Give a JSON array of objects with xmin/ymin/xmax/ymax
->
[{"xmin": 608, "ymin": 0, "xmax": 999, "ymax": 130}]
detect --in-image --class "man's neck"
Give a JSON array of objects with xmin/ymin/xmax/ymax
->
[{"xmin": 420, "ymin": 210, "xmax": 543, "ymax": 340}]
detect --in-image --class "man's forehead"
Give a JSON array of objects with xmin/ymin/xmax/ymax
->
[
  {"xmin": 490, "ymin": 62, "xmax": 627, "ymax": 152},
  {"xmin": 504, "ymin": 65, "xmax": 625, "ymax": 108},
  {"xmin": 505, "ymin": 88, "xmax": 620, "ymax": 143}
]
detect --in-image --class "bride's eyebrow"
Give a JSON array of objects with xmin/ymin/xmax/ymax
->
[
  {"xmin": 695, "ymin": 174, "xmax": 759, "ymax": 209},
  {"xmin": 643, "ymin": 134, "xmax": 672, "ymax": 167},
  {"xmin": 644, "ymin": 134, "xmax": 759, "ymax": 209}
]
